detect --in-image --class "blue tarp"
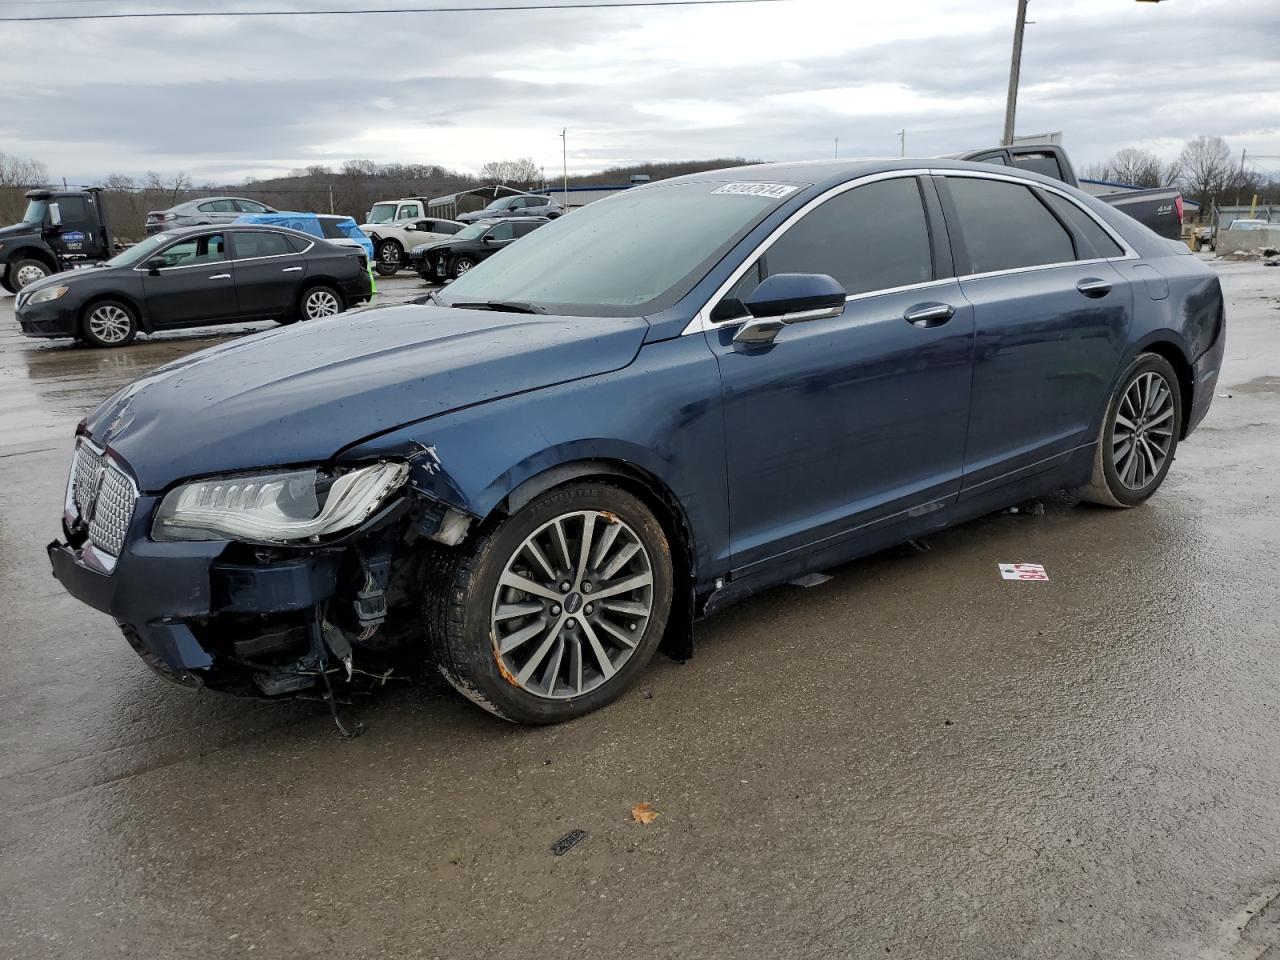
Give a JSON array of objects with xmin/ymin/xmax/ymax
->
[{"xmin": 232, "ymin": 212, "xmax": 375, "ymax": 259}]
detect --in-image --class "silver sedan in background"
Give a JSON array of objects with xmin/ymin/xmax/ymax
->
[{"xmin": 144, "ymin": 196, "xmax": 277, "ymax": 235}]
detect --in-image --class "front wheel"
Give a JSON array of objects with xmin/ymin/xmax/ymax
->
[
  {"xmin": 81, "ymin": 299, "xmax": 138, "ymax": 348},
  {"xmin": 1076, "ymin": 353, "xmax": 1182, "ymax": 507},
  {"xmin": 299, "ymin": 284, "xmax": 344, "ymax": 321},
  {"xmin": 9, "ymin": 258, "xmax": 51, "ymax": 291},
  {"xmin": 450, "ymin": 257, "xmax": 475, "ymax": 279},
  {"xmin": 424, "ymin": 482, "xmax": 673, "ymax": 724},
  {"xmin": 376, "ymin": 240, "xmax": 402, "ymax": 276}
]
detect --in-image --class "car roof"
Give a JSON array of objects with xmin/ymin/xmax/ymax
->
[
  {"xmin": 655, "ymin": 156, "xmax": 1075, "ymax": 193},
  {"xmin": 151, "ymin": 222, "xmax": 317, "ymax": 239}
]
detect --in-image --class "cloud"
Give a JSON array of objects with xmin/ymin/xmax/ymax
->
[{"xmin": 0, "ymin": 0, "xmax": 1276, "ymax": 183}]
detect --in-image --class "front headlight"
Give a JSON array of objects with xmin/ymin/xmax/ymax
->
[
  {"xmin": 152, "ymin": 461, "xmax": 408, "ymax": 543},
  {"xmin": 27, "ymin": 285, "xmax": 70, "ymax": 304}
]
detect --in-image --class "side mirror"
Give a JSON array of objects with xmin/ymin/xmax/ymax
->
[
  {"xmin": 483, "ymin": 235, "xmax": 495, "ymax": 243},
  {"xmin": 734, "ymin": 273, "xmax": 846, "ymax": 345},
  {"xmin": 146, "ymin": 259, "xmax": 165, "ymax": 274}
]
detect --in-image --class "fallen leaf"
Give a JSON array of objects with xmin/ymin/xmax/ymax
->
[{"xmin": 631, "ymin": 802, "xmax": 659, "ymax": 825}]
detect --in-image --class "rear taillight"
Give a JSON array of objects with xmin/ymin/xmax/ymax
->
[{"xmin": 1174, "ymin": 195, "xmax": 1185, "ymax": 224}]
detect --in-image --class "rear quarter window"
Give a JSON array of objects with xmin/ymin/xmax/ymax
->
[{"xmin": 1039, "ymin": 191, "xmax": 1125, "ymax": 259}]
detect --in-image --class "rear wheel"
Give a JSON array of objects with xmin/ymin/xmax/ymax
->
[
  {"xmin": 424, "ymin": 482, "xmax": 673, "ymax": 724},
  {"xmin": 376, "ymin": 240, "xmax": 402, "ymax": 276},
  {"xmin": 299, "ymin": 284, "xmax": 343, "ymax": 321},
  {"xmin": 0, "ymin": 274, "xmax": 14, "ymax": 294},
  {"xmin": 450, "ymin": 257, "xmax": 475, "ymax": 279},
  {"xmin": 81, "ymin": 299, "xmax": 138, "ymax": 348},
  {"xmin": 9, "ymin": 258, "xmax": 51, "ymax": 290},
  {"xmin": 1076, "ymin": 352, "xmax": 1182, "ymax": 507}
]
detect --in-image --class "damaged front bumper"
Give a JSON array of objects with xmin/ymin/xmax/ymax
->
[{"xmin": 48, "ymin": 458, "xmax": 472, "ymax": 699}]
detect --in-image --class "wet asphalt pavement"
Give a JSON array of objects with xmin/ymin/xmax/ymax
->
[{"xmin": 1, "ymin": 263, "xmax": 1278, "ymax": 959}]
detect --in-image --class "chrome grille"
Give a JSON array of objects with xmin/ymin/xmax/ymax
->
[
  {"xmin": 71, "ymin": 442, "xmax": 104, "ymax": 515},
  {"xmin": 69, "ymin": 439, "xmax": 138, "ymax": 558}
]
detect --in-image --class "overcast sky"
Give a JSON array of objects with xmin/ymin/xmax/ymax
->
[{"xmin": 1, "ymin": 0, "xmax": 1277, "ymax": 185}]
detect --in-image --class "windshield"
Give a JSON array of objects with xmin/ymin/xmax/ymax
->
[
  {"xmin": 367, "ymin": 203, "xmax": 398, "ymax": 224},
  {"xmin": 484, "ymin": 197, "xmax": 513, "ymax": 211},
  {"xmin": 454, "ymin": 223, "xmax": 489, "ymax": 241},
  {"xmin": 438, "ymin": 179, "xmax": 794, "ymax": 316},
  {"xmin": 21, "ymin": 199, "xmax": 48, "ymax": 223},
  {"xmin": 105, "ymin": 233, "xmax": 170, "ymax": 268}
]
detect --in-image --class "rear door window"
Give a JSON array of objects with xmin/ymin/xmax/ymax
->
[
  {"xmin": 234, "ymin": 199, "xmax": 268, "ymax": 213},
  {"xmin": 230, "ymin": 231, "xmax": 293, "ymax": 259},
  {"xmin": 945, "ymin": 177, "xmax": 1075, "ymax": 274},
  {"xmin": 198, "ymin": 199, "xmax": 238, "ymax": 214},
  {"xmin": 1039, "ymin": 191, "xmax": 1125, "ymax": 259},
  {"xmin": 758, "ymin": 177, "xmax": 934, "ymax": 297}
]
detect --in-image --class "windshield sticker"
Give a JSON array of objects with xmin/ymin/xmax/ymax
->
[{"xmin": 712, "ymin": 182, "xmax": 799, "ymax": 199}]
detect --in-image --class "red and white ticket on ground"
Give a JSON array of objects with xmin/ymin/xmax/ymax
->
[{"xmin": 998, "ymin": 563, "xmax": 1049, "ymax": 581}]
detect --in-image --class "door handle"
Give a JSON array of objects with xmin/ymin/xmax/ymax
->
[
  {"xmin": 903, "ymin": 302, "xmax": 955, "ymax": 328},
  {"xmin": 281, "ymin": 266, "xmax": 302, "ymax": 273},
  {"xmin": 208, "ymin": 273, "xmax": 231, "ymax": 280},
  {"xmin": 1076, "ymin": 278, "xmax": 1112, "ymax": 298}
]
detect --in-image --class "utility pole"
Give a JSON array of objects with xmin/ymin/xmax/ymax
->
[
  {"xmin": 1002, "ymin": 0, "xmax": 1029, "ymax": 145},
  {"xmin": 560, "ymin": 128, "xmax": 569, "ymax": 212},
  {"xmin": 898, "ymin": 129, "xmax": 906, "ymax": 157},
  {"xmin": 328, "ymin": 183, "xmax": 334, "ymax": 214}
]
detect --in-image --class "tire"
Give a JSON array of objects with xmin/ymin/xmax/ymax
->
[
  {"xmin": 9, "ymin": 258, "xmax": 51, "ymax": 291},
  {"xmin": 1075, "ymin": 352, "xmax": 1182, "ymax": 508},
  {"xmin": 423, "ymin": 482, "xmax": 674, "ymax": 724},
  {"xmin": 81, "ymin": 299, "xmax": 138, "ymax": 348},
  {"xmin": 299, "ymin": 284, "xmax": 344, "ymax": 321},
  {"xmin": 450, "ymin": 257, "xmax": 475, "ymax": 280},
  {"xmin": 376, "ymin": 240, "xmax": 402, "ymax": 276},
  {"xmin": 0, "ymin": 274, "xmax": 15, "ymax": 294}
]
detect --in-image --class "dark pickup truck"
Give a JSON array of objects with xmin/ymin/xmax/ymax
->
[
  {"xmin": 0, "ymin": 187, "xmax": 116, "ymax": 293},
  {"xmin": 953, "ymin": 144, "xmax": 1184, "ymax": 241}
]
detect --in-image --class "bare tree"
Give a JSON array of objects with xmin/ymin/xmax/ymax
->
[
  {"xmin": 1083, "ymin": 148, "xmax": 1180, "ymax": 188},
  {"xmin": 0, "ymin": 152, "xmax": 49, "ymax": 188},
  {"xmin": 1178, "ymin": 135, "xmax": 1234, "ymax": 209},
  {"xmin": 479, "ymin": 158, "xmax": 541, "ymax": 187}
]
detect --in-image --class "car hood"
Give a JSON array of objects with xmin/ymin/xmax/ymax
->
[
  {"xmin": 84, "ymin": 304, "xmax": 649, "ymax": 491},
  {"xmin": 18, "ymin": 263, "xmax": 112, "ymax": 297}
]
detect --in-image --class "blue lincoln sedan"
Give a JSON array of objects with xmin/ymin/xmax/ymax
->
[{"xmin": 48, "ymin": 159, "xmax": 1225, "ymax": 726}]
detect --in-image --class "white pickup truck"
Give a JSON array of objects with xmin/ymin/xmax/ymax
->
[{"xmin": 360, "ymin": 205, "xmax": 464, "ymax": 275}]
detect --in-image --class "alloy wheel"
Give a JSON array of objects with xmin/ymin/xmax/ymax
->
[
  {"xmin": 87, "ymin": 304, "xmax": 132, "ymax": 344},
  {"xmin": 454, "ymin": 259, "xmax": 472, "ymax": 276},
  {"xmin": 15, "ymin": 263, "xmax": 48, "ymax": 287},
  {"xmin": 304, "ymin": 290, "xmax": 341, "ymax": 319},
  {"xmin": 1112, "ymin": 370, "xmax": 1176, "ymax": 490},
  {"xmin": 490, "ymin": 510, "xmax": 654, "ymax": 700},
  {"xmin": 380, "ymin": 245, "xmax": 400, "ymax": 264}
]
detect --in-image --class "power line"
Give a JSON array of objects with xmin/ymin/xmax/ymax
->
[{"xmin": 0, "ymin": 0, "xmax": 791, "ymax": 21}]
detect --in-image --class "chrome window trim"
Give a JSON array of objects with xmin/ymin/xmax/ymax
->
[
  {"xmin": 133, "ymin": 231, "xmax": 308, "ymax": 272},
  {"xmin": 683, "ymin": 166, "xmax": 1138, "ymax": 337}
]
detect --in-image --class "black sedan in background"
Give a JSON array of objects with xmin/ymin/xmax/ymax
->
[
  {"xmin": 411, "ymin": 217, "xmax": 548, "ymax": 281},
  {"xmin": 15, "ymin": 225, "xmax": 372, "ymax": 347}
]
